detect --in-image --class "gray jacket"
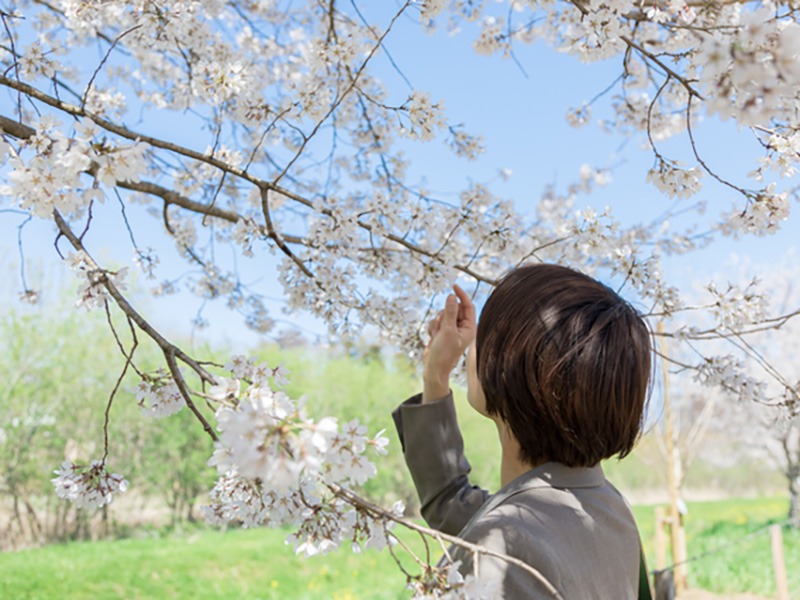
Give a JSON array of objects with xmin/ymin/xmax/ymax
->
[{"xmin": 393, "ymin": 393, "xmax": 640, "ymax": 599}]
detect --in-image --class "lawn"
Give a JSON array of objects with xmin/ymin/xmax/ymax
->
[
  {"xmin": 0, "ymin": 526, "xmax": 417, "ymax": 600},
  {"xmin": 1, "ymin": 497, "xmax": 798, "ymax": 599},
  {"xmin": 633, "ymin": 497, "xmax": 800, "ymax": 599}
]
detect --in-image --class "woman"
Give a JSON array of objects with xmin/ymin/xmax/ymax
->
[{"xmin": 392, "ymin": 264, "xmax": 652, "ymax": 598}]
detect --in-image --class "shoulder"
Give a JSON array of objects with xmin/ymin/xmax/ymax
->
[
  {"xmin": 453, "ymin": 513, "xmax": 565, "ymax": 599},
  {"xmin": 457, "ymin": 492, "xmax": 571, "ymax": 575},
  {"xmin": 453, "ymin": 475, "xmax": 640, "ymax": 598}
]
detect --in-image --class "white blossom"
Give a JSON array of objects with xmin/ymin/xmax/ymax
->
[
  {"xmin": 52, "ymin": 460, "xmax": 128, "ymax": 509},
  {"xmin": 201, "ymin": 364, "xmax": 394, "ymax": 560},
  {"xmin": 408, "ymin": 560, "xmax": 500, "ymax": 599},
  {"xmin": 403, "ymin": 92, "xmax": 446, "ymax": 142},
  {"xmin": 136, "ymin": 377, "xmax": 184, "ymax": 418},
  {"xmin": 721, "ymin": 189, "xmax": 791, "ymax": 236},
  {"xmin": 706, "ymin": 279, "xmax": 769, "ymax": 330},
  {"xmin": 646, "ymin": 160, "xmax": 704, "ymax": 199},
  {"xmin": 694, "ymin": 355, "xmax": 768, "ymax": 403},
  {"xmin": 566, "ymin": 103, "xmax": 591, "ymax": 128}
]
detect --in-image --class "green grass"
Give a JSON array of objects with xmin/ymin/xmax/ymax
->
[
  {"xmin": 2, "ymin": 498, "xmax": 798, "ymax": 599},
  {"xmin": 633, "ymin": 497, "xmax": 800, "ymax": 599},
  {"xmin": 0, "ymin": 527, "xmax": 421, "ymax": 600}
]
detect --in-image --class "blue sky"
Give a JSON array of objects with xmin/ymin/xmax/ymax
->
[{"xmin": 1, "ymin": 7, "xmax": 797, "ymax": 348}]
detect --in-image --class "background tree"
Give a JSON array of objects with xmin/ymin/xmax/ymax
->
[
  {"xmin": 683, "ymin": 258, "xmax": 800, "ymax": 528},
  {"xmin": 0, "ymin": 308, "xmax": 135, "ymax": 547}
]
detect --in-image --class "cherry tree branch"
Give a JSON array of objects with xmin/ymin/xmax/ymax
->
[
  {"xmin": 51, "ymin": 210, "xmax": 219, "ymax": 442},
  {"xmin": 0, "ymin": 100, "xmax": 498, "ymax": 284},
  {"xmin": 329, "ymin": 483, "xmax": 563, "ymax": 599},
  {"xmin": 565, "ymin": 0, "xmax": 702, "ymax": 100},
  {"xmin": 260, "ymin": 185, "xmax": 315, "ymax": 279},
  {"xmin": 0, "ymin": 75, "xmax": 306, "ymax": 200}
]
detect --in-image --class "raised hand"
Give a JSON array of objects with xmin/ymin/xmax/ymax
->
[{"xmin": 422, "ymin": 284, "xmax": 477, "ymax": 402}]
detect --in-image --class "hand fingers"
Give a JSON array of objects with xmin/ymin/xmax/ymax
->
[
  {"xmin": 427, "ymin": 312, "xmax": 442, "ymax": 337},
  {"xmin": 441, "ymin": 293, "xmax": 458, "ymax": 329},
  {"xmin": 452, "ymin": 284, "xmax": 476, "ymax": 327}
]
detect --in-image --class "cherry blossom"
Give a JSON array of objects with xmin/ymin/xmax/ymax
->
[
  {"xmin": 208, "ymin": 362, "xmax": 387, "ymax": 494},
  {"xmin": 646, "ymin": 159, "xmax": 704, "ymax": 200},
  {"xmin": 136, "ymin": 375, "xmax": 185, "ymax": 418},
  {"xmin": 51, "ymin": 460, "xmax": 128, "ymax": 509},
  {"xmin": 408, "ymin": 560, "xmax": 500, "ymax": 599}
]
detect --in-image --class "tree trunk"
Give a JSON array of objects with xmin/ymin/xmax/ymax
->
[
  {"xmin": 186, "ymin": 495, "xmax": 197, "ymax": 523},
  {"xmin": 789, "ymin": 467, "xmax": 800, "ymax": 529},
  {"xmin": 23, "ymin": 497, "xmax": 43, "ymax": 541}
]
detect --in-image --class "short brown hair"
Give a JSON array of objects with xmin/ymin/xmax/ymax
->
[{"xmin": 476, "ymin": 264, "xmax": 651, "ymax": 467}]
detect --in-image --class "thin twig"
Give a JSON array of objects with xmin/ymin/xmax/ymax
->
[
  {"xmin": 101, "ymin": 305, "xmax": 139, "ymax": 463},
  {"xmin": 81, "ymin": 24, "xmax": 142, "ymax": 109}
]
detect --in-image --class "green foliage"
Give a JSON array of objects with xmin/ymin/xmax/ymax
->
[
  {"xmin": 0, "ymin": 307, "xmax": 215, "ymax": 539},
  {"xmin": 0, "ymin": 311, "xmax": 110, "ymax": 495},
  {"xmin": 601, "ymin": 437, "xmax": 785, "ymax": 501},
  {"xmin": 137, "ymin": 410, "xmax": 216, "ymax": 523}
]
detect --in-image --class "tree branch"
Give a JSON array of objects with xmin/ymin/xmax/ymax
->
[
  {"xmin": 329, "ymin": 483, "xmax": 562, "ymax": 599},
  {"xmin": 51, "ymin": 210, "xmax": 219, "ymax": 442}
]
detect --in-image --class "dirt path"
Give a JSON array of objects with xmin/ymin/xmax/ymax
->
[{"xmin": 679, "ymin": 590, "xmax": 772, "ymax": 600}]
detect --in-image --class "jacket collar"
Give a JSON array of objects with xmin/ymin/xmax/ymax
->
[
  {"xmin": 513, "ymin": 461, "xmax": 606, "ymax": 491},
  {"xmin": 456, "ymin": 462, "xmax": 606, "ymax": 537}
]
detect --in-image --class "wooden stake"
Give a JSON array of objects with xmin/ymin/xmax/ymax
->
[
  {"xmin": 770, "ymin": 525, "xmax": 790, "ymax": 600},
  {"xmin": 658, "ymin": 322, "xmax": 688, "ymax": 592}
]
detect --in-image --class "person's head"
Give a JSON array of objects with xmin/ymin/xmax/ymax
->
[{"xmin": 467, "ymin": 263, "xmax": 652, "ymax": 467}]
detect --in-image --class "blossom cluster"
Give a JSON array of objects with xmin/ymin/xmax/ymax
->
[
  {"xmin": 409, "ymin": 560, "xmax": 499, "ymax": 599},
  {"xmin": 51, "ymin": 460, "xmax": 128, "ymax": 509},
  {"xmin": 694, "ymin": 354, "xmax": 768, "ymax": 404},
  {"xmin": 198, "ymin": 358, "xmax": 398, "ymax": 553},
  {"xmin": 202, "ymin": 471, "xmax": 404, "ymax": 558},
  {"xmin": 67, "ymin": 251, "xmax": 129, "ymax": 311},
  {"xmin": 206, "ymin": 357, "xmax": 388, "ymax": 493},
  {"xmin": 720, "ymin": 190, "xmax": 791, "ymax": 237},
  {"xmin": 706, "ymin": 279, "xmax": 768, "ymax": 331},
  {"xmin": 1, "ymin": 117, "xmax": 148, "ymax": 219},
  {"xmin": 403, "ymin": 92, "xmax": 447, "ymax": 142},
  {"xmin": 646, "ymin": 159, "xmax": 704, "ymax": 200},
  {"xmin": 135, "ymin": 372, "xmax": 185, "ymax": 418}
]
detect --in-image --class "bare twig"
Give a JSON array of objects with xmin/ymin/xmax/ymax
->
[
  {"xmin": 100, "ymin": 305, "xmax": 139, "ymax": 463},
  {"xmin": 81, "ymin": 24, "xmax": 142, "ymax": 110}
]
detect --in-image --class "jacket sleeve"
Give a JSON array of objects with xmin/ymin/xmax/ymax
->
[{"xmin": 392, "ymin": 392, "xmax": 490, "ymax": 536}]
